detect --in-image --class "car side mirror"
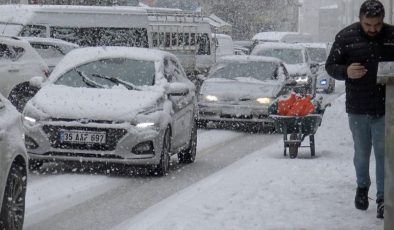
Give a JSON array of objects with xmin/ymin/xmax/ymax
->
[
  {"xmin": 29, "ymin": 76, "xmax": 45, "ymax": 88},
  {"xmin": 168, "ymin": 82, "xmax": 190, "ymax": 96},
  {"xmin": 310, "ymin": 62, "xmax": 319, "ymax": 74},
  {"xmin": 0, "ymin": 99, "xmax": 4, "ymax": 110}
]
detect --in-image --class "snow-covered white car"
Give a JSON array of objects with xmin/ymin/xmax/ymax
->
[
  {"xmin": 22, "ymin": 47, "xmax": 197, "ymax": 176},
  {"xmin": 0, "ymin": 36, "xmax": 49, "ymax": 111},
  {"xmin": 301, "ymin": 42, "xmax": 335, "ymax": 93},
  {"xmin": 21, "ymin": 37, "xmax": 79, "ymax": 73},
  {"xmin": 0, "ymin": 95, "xmax": 28, "ymax": 230},
  {"xmin": 198, "ymin": 55, "xmax": 293, "ymax": 130},
  {"xmin": 251, "ymin": 42, "xmax": 317, "ymax": 96}
]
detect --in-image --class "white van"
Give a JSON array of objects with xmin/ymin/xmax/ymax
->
[
  {"xmin": 251, "ymin": 31, "xmax": 313, "ymax": 49},
  {"xmin": 212, "ymin": 33, "xmax": 234, "ymax": 61},
  {"xmin": 0, "ymin": 5, "xmax": 215, "ymax": 76}
]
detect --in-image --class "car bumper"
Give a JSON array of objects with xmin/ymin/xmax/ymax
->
[
  {"xmin": 198, "ymin": 102, "xmax": 273, "ymax": 124},
  {"xmin": 24, "ymin": 121, "xmax": 164, "ymax": 165}
]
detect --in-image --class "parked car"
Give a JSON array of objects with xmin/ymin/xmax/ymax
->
[
  {"xmin": 21, "ymin": 37, "xmax": 79, "ymax": 73},
  {"xmin": 198, "ymin": 55, "xmax": 294, "ymax": 130},
  {"xmin": 251, "ymin": 42, "xmax": 317, "ymax": 96},
  {"xmin": 0, "ymin": 36, "xmax": 49, "ymax": 111},
  {"xmin": 22, "ymin": 47, "xmax": 197, "ymax": 176},
  {"xmin": 0, "ymin": 95, "xmax": 28, "ymax": 230},
  {"xmin": 301, "ymin": 42, "xmax": 335, "ymax": 93},
  {"xmin": 233, "ymin": 40, "xmax": 253, "ymax": 55}
]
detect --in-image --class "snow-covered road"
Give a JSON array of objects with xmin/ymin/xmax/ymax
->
[{"xmin": 24, "ymin": 129, "xmax": 282, "ymax": 230}]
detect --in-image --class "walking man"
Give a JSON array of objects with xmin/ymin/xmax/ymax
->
[{"xmin": 326, "ymin": 0, "xmax": 394, "ymax": 219}]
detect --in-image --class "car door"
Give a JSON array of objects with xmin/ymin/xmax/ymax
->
[
  {"xmin": 164, "ymin": 57, "xmax": 195, "ymax": 149},
  {"xmin": 0, "ymin": 43, "xmax": 23, "ymax": 97},
  {"xmin": 0, "ymin": 97, "xmax": 8, "ymax": 208}
]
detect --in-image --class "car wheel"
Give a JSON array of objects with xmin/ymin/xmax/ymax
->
[
  {"xmin": 8, "ymin": 82, "xmax": 39, "ymax": 112},
  {"xmin": 289, "ymin": 133, "xmax": 299, "ymax": 159},
  {"xmin": 0, "ymin": 164, "xmax": 27, "ymax": 230},
  {"xmin": 178, "ymin": 120, "xmax": 197, "ymax": 164},
  {"xmin": 151, "ymin": 129, "xmax": 171, "ymax": 176},
  {"xmin": 28, "ymin": 159, "xmax": 44, "ymax": 172}
]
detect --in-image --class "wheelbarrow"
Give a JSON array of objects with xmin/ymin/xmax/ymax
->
[{"xmin": 269, "ymin": 114, "xmax": 324, "ymax": 158}]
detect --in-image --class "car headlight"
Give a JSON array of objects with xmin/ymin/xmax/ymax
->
[
  {"xmin": 136, "ymin": 122, "xmax": 155, "ymax": 128},
  {"xmin": 202, "ymin": 95, "xmax": 218, "ymax": 102},
  {"xmin": 320, "ymin": 79, "xmax": 328, "ymax": 85},
  {"xmin": 256, "ymin": 97, "xmax": 273, "ymax": 105},
  {"xmin": 23, "ymin": 115, "xmax": 38, "ymax": 127},
  {"xmin": 293, "ymin": 75, "xmax": 309, "ymax": 83}
]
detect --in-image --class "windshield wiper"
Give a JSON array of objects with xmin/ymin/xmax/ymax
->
[
  {"xmin": 91, "ymin": 73, "xmax": 141, "ymax": 91},
  {"xmin": 75, "ymin": 70, "xmax": 105, "ymax": 88}
]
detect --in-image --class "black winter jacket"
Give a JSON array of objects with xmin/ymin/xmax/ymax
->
[{"xmin": 326, "ymin": 22, "xmax": 394, "ymax": 116}]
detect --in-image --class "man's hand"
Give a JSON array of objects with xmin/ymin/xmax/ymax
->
[{"xmin": 347, "ymin": 63, "xmax": 367, "ymax": 79}]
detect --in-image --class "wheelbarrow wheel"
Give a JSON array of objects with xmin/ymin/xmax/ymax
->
[{"xmin": 289, "ymin": 133, "xmax": 299, "ymax": 159}]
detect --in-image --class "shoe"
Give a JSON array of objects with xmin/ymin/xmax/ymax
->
[
  {"xmin": 354, "ymin": 187, "xmax": 369, "ymax": 210},
  {"xmin": 377, "ymin": 199, "xmax": 384, "ymax": 219}
]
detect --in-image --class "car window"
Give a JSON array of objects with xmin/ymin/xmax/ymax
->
[
  {"xmin": 30, "ymin": 43, "xmax": 65, "ymax": 59},
  {"xmin": 254, "ymin": 48, "xmax": 303, "ymax": 64},
  {"xmin": 170, "ymin": 59, "xmax": 187, "ymax": 82},
  {"xmin": 19, "ymin": 24, "xmax": 47, "ymax": 37},
  {"xmin": 0, "ymin": 44, "xmax": 25, "ymax": 61},
  {"xmin": 164, "ymin": 58, "xmax": 175, "ymax": 82},
  {"xmin": 55, "ymin": 58, "xmax": 156, "ymax": 88},
  {"xmin": 306, "ymin": 47, "xmax": 327, "ymax": 63},
  {"xmin": 209, "ymin": 61, "xmax": 278, "ymax": 81}
]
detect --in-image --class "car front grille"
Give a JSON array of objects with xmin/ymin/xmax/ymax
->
[{"xmin": 42, "ymin": 125, "xmax": 127, "ymax": 151}]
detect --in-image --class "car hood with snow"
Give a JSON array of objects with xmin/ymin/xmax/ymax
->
[
  {"xmin": 285, "ymin": 63, "xmax": 311, "ymax": 76},
  {"xmin": 24, "ymin": 85, "xmax": 165, "ymax": 122},
  {"xmin": 200, "ymin": 78, "xmax": 284, "ymax": 101}
]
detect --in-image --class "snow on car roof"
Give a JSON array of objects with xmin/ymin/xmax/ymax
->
[
  {"xmin": 252, "ymin": 32, "xmax": 299, "ymax": 41},
  {"xmin": 20, "ymin": 37, "xmax": 79, "ymax": 48},
  {"xmin": 49, "ymin": 47, "xmax": 174, "ymax": 79},
  {"xmin": 0, "ymin": 4, "xmax": 147, "ymax": 25},
  {"xmin": 299, "ymin": 42, "xmax": 327, "ymax": 49},
  {"xmin": 217, "ymin": 55, "xmax": 282, "ymax": 64},
  {"xmin": 0, "ymin": 35, "xmax": 32, "ymax": 47},
  {"xmin": 252, "ymin": 42, "xmax": 306, "ymax": 53}
]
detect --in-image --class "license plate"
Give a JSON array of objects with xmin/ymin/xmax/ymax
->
[{"xmin": 59, "ymin": 130, "xmax": 106, "ymax": 144}]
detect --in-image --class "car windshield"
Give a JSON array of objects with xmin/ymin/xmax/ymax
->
[
  {"xmin": 54, "ymin": 58, "xmax": 155, "ymax": 88},
  {"xmin": 209, "ymin": 61, "xmax": 277, "ymax": 81},
  {"xmin": 254, "ymin": 48, "xmax": 303, "ymax": 64},
  {"xmin": 306, "ymin": 47, "xmax": 326, "ymax": 63},
  {"xmin": 30, "ymin": 43, "xmax": 65, "ymax": 59}
]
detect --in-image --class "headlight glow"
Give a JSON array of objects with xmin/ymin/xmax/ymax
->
[
  {"xmin": 136, "ymin": 122, "xmax": 155, "ymax": 128},
  {"xmin": 320, "ymin": 79, "xmax": 328, "ymax": 85},
  {"xmin": 24, "ymin": 116, "xmax": 37, "ymax": 123},
  {"xmin": 205, "ymin": 95, "xmax": 218, "ymax": 102},
  {"xmin": 293, "ymin": 75, "xmax": 309, "ymax": 83},
  {"xmin": 256, "ymin": 97, "xmax": 272, "ymax": 104}
]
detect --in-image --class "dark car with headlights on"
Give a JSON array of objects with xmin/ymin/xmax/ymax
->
[
  {"xmin": 22, "ymin": 47, "xmax": 197, "ymax": 176},
  {"xmin": 198, "ymin": 55, "xmax": 294, "ymax": 130},
  {"xmin": 251, "ymin": 42, "xmax": 317, "ymax": 96}
]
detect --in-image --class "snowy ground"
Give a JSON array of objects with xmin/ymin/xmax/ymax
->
[{"xmin": 113, "ymin": 83, "xmax": 384, "ymax": 230}]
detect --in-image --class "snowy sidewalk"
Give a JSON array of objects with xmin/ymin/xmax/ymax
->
[{"xmin": 114, "ymin": 94, "xmax": 384, "ymax": 230}]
